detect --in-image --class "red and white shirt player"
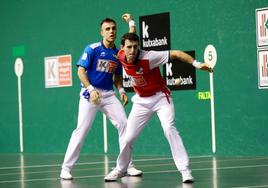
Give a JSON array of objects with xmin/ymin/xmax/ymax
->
[
  {"xmin": 119, "ymin": 49, "xmax": 171, "ymax": 99},
  {"xmin": 115, "ymin": 49, "xmax": 192, "ymax": 176}
]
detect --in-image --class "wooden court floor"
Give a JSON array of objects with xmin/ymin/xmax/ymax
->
[{"xmin": 0, "ymin": 154, "xmax": 267, "ymax": 188}]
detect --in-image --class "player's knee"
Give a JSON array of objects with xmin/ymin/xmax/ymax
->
[
  {"xmin": 121, "ymin": 134, "xmax": 136, "ymax": 147},
  {"xmin": 119, "ymin": 116, "xmax": 127, "ymax": 127},
  {"xmin": 163, "ymin": 126, "xmax": 179, "ymax": 137},
  {"xmin": 114, "ymin": 116, "xmax": 127, "ymax": 130}
]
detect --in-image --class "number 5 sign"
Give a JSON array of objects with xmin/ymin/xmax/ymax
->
[{"xmin": 204, "ymin": 44, "xmax": 217, "ymax": 68}]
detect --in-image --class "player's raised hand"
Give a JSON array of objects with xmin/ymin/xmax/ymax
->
[{"xmin": 122, "ymin": 13, "xmax": 133, "ymax": 23}]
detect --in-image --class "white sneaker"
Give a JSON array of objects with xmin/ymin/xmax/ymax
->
[
  {"xmin": 127, "ymin": 166, "xmax": 143, "ymax": 176},
  {"xmin": 181, "ymin": 169, "xmax": 194, "ymax": 183},
  {"xmin": 60, "ymin": 169, "xmax": 73, "ymax": 180},
  {"xmin": 104, "ymin": 169, "xmax": 124, "ymax": 182}
]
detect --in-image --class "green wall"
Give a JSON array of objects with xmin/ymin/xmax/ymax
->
[{"xmin": 0, "ymin": 0, "xmax": 267, "ymax": 156}]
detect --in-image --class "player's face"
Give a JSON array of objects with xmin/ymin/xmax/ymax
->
[
  {"xmin": 101, "ymin": 22, "xmax": 117, "ymax": 43},
  {"xmin": 122, "ymin": 39, "xmax": 139, "ymax": 64}
]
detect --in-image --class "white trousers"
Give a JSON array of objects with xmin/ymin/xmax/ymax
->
[
  {"xmin": 62, "ymin": 89, "xmax": 128, "ymax": 171},
  {"xmin": 116, "ymin": 92, "xmax": 190, "ymax": 172}
]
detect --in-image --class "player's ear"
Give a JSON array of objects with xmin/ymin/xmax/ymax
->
[{"xmin": 100, "ymin": 25, "xmax": 105, "ymax": 37}]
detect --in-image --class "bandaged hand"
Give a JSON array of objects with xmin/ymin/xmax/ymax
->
[
  {"xmin": 90, "ymin": 90, "xmax": 101, "ymax": 105},
  {"xmin": 82, "ymin": 85, "xmax": 101, "ymax": 105}
]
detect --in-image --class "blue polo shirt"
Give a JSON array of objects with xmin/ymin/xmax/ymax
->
[{"xmin": 77, "ymin": 42, "xmax": 122, "ymax": 90}]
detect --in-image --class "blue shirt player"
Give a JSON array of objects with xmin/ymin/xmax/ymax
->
[
  {"xmin": 60, "ymin": 17, "xmax": 142, "ymax": 180},
  {"xmin": 78, "ymin": 42, "xmax": 122, "ymax": 91}
]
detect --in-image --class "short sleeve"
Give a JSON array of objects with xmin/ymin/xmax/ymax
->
[
  {"xmin": 76, "ymin": 45, "xmax": 94, "ymax": 69},
  {"xmin": 148, "ymin": 50, "xmax": 169, "ymax": 69}
]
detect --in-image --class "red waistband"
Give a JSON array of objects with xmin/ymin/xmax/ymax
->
[{"xmin": 138, "ymin": 88, "xmax": 171, "ymax": 103}]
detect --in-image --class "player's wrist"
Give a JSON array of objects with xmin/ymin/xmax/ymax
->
[
  {"xmin": 86, "ymin": 85, "xmax": 95, "ymax": 93},
  {"xmin": 192, "ymin": 60, "xmax": 201, "ymax": 69},
  {"xmin": 128, "ymin": 20, "xmax": 135, "ymax": 28},
  {"xmin": 119, "ymin": 87, "xmax": 126, "ymax": 95}
]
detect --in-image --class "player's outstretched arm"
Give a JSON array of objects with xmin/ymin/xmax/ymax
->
[
  {"xmin": 122, "ymin": 13, "xmax": 136, "ymax": 33},
  {"xmin": 170, "ymin": 50, "xmax": 213, "ymax": 72}
]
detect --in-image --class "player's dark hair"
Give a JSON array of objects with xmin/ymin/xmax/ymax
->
[
  {"xmin": 100, "ymin": 17, "xmax": 116, "ymax": 27},
  {"xmin": 121, "ymin": 33, "xmax": 140, "ymax": 46}
]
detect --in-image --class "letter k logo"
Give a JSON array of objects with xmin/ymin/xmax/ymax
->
[
  {"xmin": 166, "ymin": 63, "xmax": 173, "ymax": 76},
  {"xmin": 142, "ymin": 21, "xmax": 149, "ymax": 38},
  {"xmin": 48, "ymin": 60, "xmax": 56, "ymax": 79}
]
